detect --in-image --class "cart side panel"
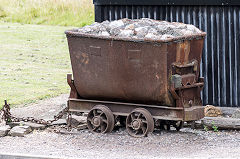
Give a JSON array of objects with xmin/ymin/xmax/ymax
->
[{"xmin": 67, "ymin": 36, "xmax": 174, "ymax": 106}]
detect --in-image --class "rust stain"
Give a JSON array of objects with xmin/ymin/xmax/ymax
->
[
  {"xmin": 80, "ymin": 53, "xmax": 89, "ymax": 64},
  {"xmin": 176, "ymin": 41, "xmax": 190, "ymax": 64}
]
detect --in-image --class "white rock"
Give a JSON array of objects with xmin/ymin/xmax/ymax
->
[
  {"xmin": 20, "ymin": 122, "xmax": 46, "ymax": 130},
  {"xmin": 132, "ymin": 36, "xmax": 139, "ymax": 39},
  {"xmin": 148, "ymin": 28, "xmax": 158, "ymax": 35},
  {"xmin": 194, "ymin": 28, "xmax": 202, "ymax": 33},
  {"xmin": 118, "ymin": 30, "xmax": 134, "ymax": 37},
  {"xmin": 102, "ymin": 20, "xmax": 110, "ymax": 25},
  {"xmin": 0, "ymin": 111, "xmax": 6, "ymax": 126},
  {"xmin": 7, "ymin": 122, "xmax": 21, "ymax": 128},
  {"xmin": 187, "ymin": 25, "xmax": 202, "ymax": 33},
  {"xmin": 156, "ymin": 25, "xmax": 173, "ymax": 33},
  {"xmin": 180, "ymin": 29, "xmax": 194, "ymax": 35},
  {"xmin": 0, "ymin": 120, "xmax": 6, "ymax": 127},
  {"xmin": 160, "ymin": 20, "xmax": 170, "ymax": 25},
  {"xmin": 100, "ymin": 31, "xmax": 110, "ymax": 36},
  {"xmin": 0, "ymin": 125, "xmax": 11, "ymax": 137},
  {"xmin": 160, "ymin": 34, "xmax": 175, "ymax": 40},
  {"xmin": 76, "ymin": 18, "xmax": 203, "ymax": 40},
  {"xmin": 110, "ymin": 28, "xmax": 121, "ymax": 36},
  {"xmin": 165, "ymin": 24, "xmax": 176, "ymax": 29},
  {"xmin": 187, "ymin": 25, "xmax": 196, "ymax": 31},
  {"xmin": 145, "ymin": 33, "xmax": 159, "ymax": 39},
  {"xmin": 77, "ymin": 124, "xmax": 87, "ymax": 130},
  {"xmin": 78, "ymin": 26, "xmax": 92, "ymax": 33},
  {"xmin": 135, "ymin": 27, "xmax": 148, "ymax": 37},
  {"xmin": 98, "ymin": 25, "xmax": 107, "ymax": 32},
  {"xmin": 50, "ymin": 119, "xmax": 67, "ymax": 126},
  {"xmin": 175, "ymin": 23, "xmax": 187, "ymax": 29},
  {"xmin": 109, "ymin": 20, "xmax": 124, "ymax": 29},
  {"xmin": 73, "ymin": 115, "xmax": 87, "ymax": 123},
  {"xmin": 125, "ymin": 24, "xmax": 135, "ymax": 30},
  {"xmin": 70, "ymin": 115, "xmax": 87, "ymax": 127},
  {"xmin": 9, "ymin": 126, "xmax": 32, "ymax": 137},
  {"xmin": 138, "ymin": 18, "xmax": 155, "ymax": 26}
]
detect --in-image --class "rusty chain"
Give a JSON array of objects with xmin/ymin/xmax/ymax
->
[{"xmin": 0, "ymin": 100, "xmax": 69, "ymax": 126}]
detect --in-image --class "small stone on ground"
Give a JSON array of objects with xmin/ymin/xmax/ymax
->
[
  {"xmin": 21, "ymin": 122, "xmax": 46, "ymax": 130},
  {"xmin": 72, "ymin": 115, "xmax": 87, "ymax": 123},
  {"xmin": 7, "ymin": 122, "xmax": 21, "ymax": 128},
  {"xmin": 0, "ymin": 125, "xmax": 11, "ymax": 137},
  {"xmin": 50, "ymin": 119, "xmax": 66, "ymax": 126},
  {"xmin": 9, "ymin": 125, "xmax": 32, "ymax": 137},
  {"xmin": 76, "ymin": 124, "xmax": 87, "ymax": 130},
  {"xmin": 204, "ymin": 105, "xmax": 222, "ymax": 117},
  {"xmin": 70, "ymin": 115, "xmax": 87, "ymax": 127}
]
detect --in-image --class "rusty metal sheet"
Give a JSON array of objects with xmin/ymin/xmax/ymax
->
[
  {"xmin": 66, "ymin": 31, "xmax": 205, "ymax": 106},
  {"xmin": 184, "ymin": 106, "xmax": 204, "ymax": 121}
]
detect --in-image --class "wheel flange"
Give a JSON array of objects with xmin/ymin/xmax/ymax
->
[
  {"xmin": 87, "ymin": 105, "xmax": 115, "ymax": 134},
  {"xmin": 126, "ymin": 108, "xmax": 154, "ymax": 137}
]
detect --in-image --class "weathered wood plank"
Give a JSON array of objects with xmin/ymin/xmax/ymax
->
[{"xmin": 201, "ymin": 117, "xmax": 240, "ymax": 130}]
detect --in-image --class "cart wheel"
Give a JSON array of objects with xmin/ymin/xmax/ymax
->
[
  {"xmin": 174, "ymin": 121, "xmax": 183, "ymax": 131},
  {"xmin": 126, "ymin": 108, "xmax": 154, "ymax": 137},
  {"xmin": 87, "ymin": 105, "xmax": 115, "ymax": 133}
]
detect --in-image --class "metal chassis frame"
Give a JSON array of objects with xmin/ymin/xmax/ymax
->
[{"xmin": 68, "ymin": 98, "xmax": 204, "ymax": 121}]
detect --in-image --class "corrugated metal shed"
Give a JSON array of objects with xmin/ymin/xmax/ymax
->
[{"xmin": 93, "ymin": 0, "xmax": 240, "ymax": 107}]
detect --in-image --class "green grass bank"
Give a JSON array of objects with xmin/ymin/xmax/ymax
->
[
  {"xmin": 0, "ymin": 22, "xmax": 73, "ymax": 106},
  {"xmin": 0, "ymin": 0, "xmax": 95, "ymax": 107},
  {"xmin": 0, "ymin": 0, "xmax": 94, "ymax": 27}
]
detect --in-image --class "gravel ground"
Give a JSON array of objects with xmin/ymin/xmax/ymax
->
[
  {"xmin": 1, "ymin": 95, "xmax": 240, "ymax": 159},
  {"xmin": 10, "ymin": 94, "xmax": 68, "ymax": 120}
]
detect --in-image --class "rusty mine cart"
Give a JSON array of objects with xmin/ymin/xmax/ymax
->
[{"xmin": 65, "ymin": 29, "xmax": 206, "ymax": 137}]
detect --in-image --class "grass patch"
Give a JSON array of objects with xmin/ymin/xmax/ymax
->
[
  {"xmin": 0, "ymin": 22, "xmax": 74, "ymax": 107},
  {"xmin": 0, "ymin": 0, "xmax": 94, "ymax": 27}
]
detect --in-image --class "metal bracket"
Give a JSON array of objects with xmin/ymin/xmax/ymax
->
[{"xmin": 67, "ymin": 74, "xmax": 79, "ymax": 99}]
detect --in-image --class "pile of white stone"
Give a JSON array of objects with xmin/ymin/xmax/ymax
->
[
  {"xmin": 0, "ymin": 115, "xmax": 88, "ymax": 137},
  {"xmin": 77, "ymin": 18, "xmax": 203, "ymax": 40}
]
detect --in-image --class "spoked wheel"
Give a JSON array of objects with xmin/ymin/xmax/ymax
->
[
  {"xmin": 87, "ymin": 105, "xmax": 115, "ymax": 133},
  {"xmin": 126, "ymin": 108, "xmax": 154, "ymax": 137},
  {"xmin": 174, "ymin": 121, "xmax": 183, "ymax": 131}
]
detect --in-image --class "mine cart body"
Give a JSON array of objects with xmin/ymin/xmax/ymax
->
[{"xmin": 65, "ymin": 29, "xmax": 206, "ymax": 137}]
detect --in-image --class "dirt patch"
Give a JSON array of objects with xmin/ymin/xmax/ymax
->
[{"xmin": 11, "ymin": 94, "xmax": 68, "ymax": 120}]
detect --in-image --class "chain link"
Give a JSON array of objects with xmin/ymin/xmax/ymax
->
[{"xmin": 0, "ymin": 100, "xmax": 69, "ymax": 126}]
